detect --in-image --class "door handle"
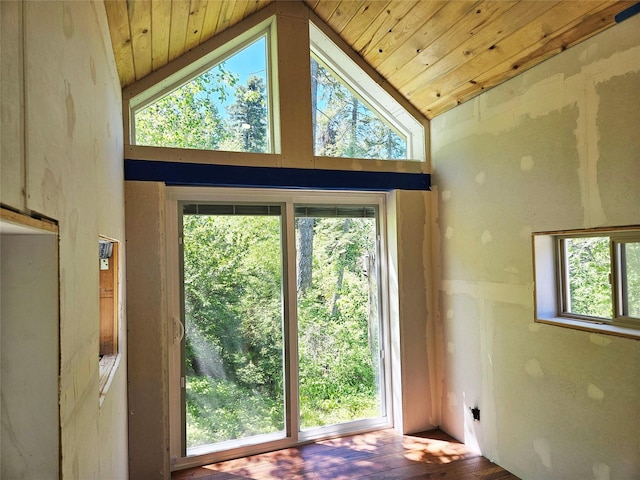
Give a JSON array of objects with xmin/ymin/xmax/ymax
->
[{"xmin": 174, "ymin": 317, "xmax": 185, "ymax": 344}]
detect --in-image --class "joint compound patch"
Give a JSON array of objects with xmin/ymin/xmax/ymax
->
[
  {"xmin": 588, "ymin": 383, "xmax": 605, "ymax": 401},
  {"xmin": 475, "ymin": 171, "xmax": 486, "ymax": 184},
  {"xmin": 525, "ymin": 359, "xmax": 544, "ymax": 377},
  {"xmin": 481, "ymin": 230, "xmax": 493, "ymax": 244},
  {"xmin": 521, "ymin": 155, "xmax": 534, "ymax": 171},
  {"xmin": 533, "ymin": 438, "xmax": 552, "ymax": 469},
  {"xmin": 445, "ymin": 226, "xmax": 454, "ymax": 239},
  {"xmin": 447, "ymin": 392, "xmax": 458, "ymax": 410},
  {"xmin": 593, "ymin": 462, "xmax": 611, "ymax": 480},
  {"xmin": 442, "ymin": 190, "xmax": 451, "ymax": 201}
]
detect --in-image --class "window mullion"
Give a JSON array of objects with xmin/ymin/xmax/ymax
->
[{"xmin": 283, "ymin": 201, "xmax": 300, "ymax": 441}]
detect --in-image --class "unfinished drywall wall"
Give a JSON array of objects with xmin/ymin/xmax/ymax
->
[
  {"xmin": 431, "ymin": 13, "xmax": 640, "ymax": 480},
  {"xmin": 0, "ymin": 1, "xmax": 128, "ymax": 478}
]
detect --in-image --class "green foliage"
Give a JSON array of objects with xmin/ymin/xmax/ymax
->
[
  {"xmin": 182, "ymin": 212, "xmax": 382, "ymax": 447},
  {"xmin": 312, "ymin": 57, "xmax": 406, "ymax": 160},
  {"xmin": 623, "ymin": 242, "xmax": 640, "ymax": 317},
  {"xmin": 566, "ymin": 237, "xmax": 612, "ymax": 318},
  {"xmin": 296, "ymin": 217, "xmax": 380, "ymax": 428},
  {"xmin": 135, "ymin": 67, "xmax": 238, "ymax": 150},
  {"xmin": 223, "ymin": 75, "xmax": 269, "ymax": 153},
  {"xmin": 186, "ymin": 376, "xmax": 283, "ymax": 447}
]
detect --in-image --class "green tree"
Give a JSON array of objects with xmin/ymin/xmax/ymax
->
[
  {"xmin": 222, "ymin": 74, "xmax": 268, "ymax": 153},
  {"xmin": 566, "ymin": 237, "xmax": 612, "ymax": 318},
  {"xmin": 135, "ymin": 67, "xmax": 237, "ymax": 150},
  {"xmin": 311, "ymin": 57, "xmax": 406, "ymax": 160}
]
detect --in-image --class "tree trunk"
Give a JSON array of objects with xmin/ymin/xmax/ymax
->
[
  {"xmin": 297, "ymin": 217, "xmax": 314, "ymax": 292},
  {"xmin": 330, "ymin": 219, "xmax": 351, "ymax": 317},
  {"xmin": 348, "ymin": 95, "xmax": 359, "ymax": 157},
  {"xmin": 311, "ymin": 59, "xmax": 318, "ymax": 150}
]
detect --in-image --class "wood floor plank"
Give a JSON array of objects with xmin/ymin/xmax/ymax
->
[{"xmin": 172, "ymin": 429, "xmax": 520, "ymax": 480}]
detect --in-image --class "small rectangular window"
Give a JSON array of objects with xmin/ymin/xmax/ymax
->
[
  {"xmin": 99, "ymin": 237, "xmax": 120, "ymax": 401},
  {"xmin": 533, "ymin": 227, "xmax": 640, "ymax": 338},
  {"xmin": 616, "ymin": 239, "xmax": 640, "ymax": 318}
]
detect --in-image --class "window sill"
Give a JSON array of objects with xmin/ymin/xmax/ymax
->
[
  {"xmin": 99, "ymin": 354, "xmax": 120, "ymax": 406},
  {"xmin": 535, "ymin": 316, "xmax": 640, "ymax": 340}
]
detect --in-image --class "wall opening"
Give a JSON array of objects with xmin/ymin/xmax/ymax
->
[{"xmin": 1, "ymin": 209, "xmax": 59, "ymax": 479}]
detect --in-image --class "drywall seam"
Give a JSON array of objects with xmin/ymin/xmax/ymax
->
[
  {"xmin": 441, "ymin": 280, "xmax": 532, "ymax": 307},
  {"xmin": 572, "ymin": 73, "xmax": 606, "ymax": 227},
  {"xmin": 480, "ymin": 297, "xmax": 498, "ymax": 462}
]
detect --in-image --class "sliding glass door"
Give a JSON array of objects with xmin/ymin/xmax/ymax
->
[
  {"xmin": 180, "ymin": 204, "xmax": 286, "ymax": 456},
  {"xmin": 295, "ymin": 206, "xmax": 384, "ymax": 433},
  {"xmin": 168, "ymin": 189, "xmax": 389, "ymax": 468}
]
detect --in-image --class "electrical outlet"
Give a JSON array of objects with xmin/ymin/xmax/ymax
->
[{"xmin": 471, "ymin": 407, "xmax": 480, "ymax": 421}]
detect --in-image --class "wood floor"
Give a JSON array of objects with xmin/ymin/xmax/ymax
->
[{"xmin": 172, "ymin": 429, "xmax": 520, "ymax": 480}]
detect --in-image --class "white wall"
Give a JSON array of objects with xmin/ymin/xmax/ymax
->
[
  {"xmin": 431, "ymin": 14, "xmax": 640, "ymax": 480},
  {"xmin": 0, "ymin": 1, "xmax": 127, "ymax": 478}
]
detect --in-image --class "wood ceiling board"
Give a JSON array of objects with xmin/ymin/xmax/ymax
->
[
  {"xmin": 104, "ymin": 0, "xmax": 135, "ymax": 86},
  {"xmin": 418, "ymin": 1, "xmax": 633, "ymax": 118},
  {"xmin": 390, "ymin": 0, "xmax": 551, "ymax": 94},
  {"xmin": 129, "ymin": 0, "xmax": 153, "ymax": 80},
  {"xmin": 351, "ymin": 1, "xmax": 417, "ymax": 54},
  {"xmin": 184, "ymin": 0, "xmax": 208, "ymax": 52},
  {"xmin": 408, "ymin": 0, "xmax": 603, "ymax": 107},
  {"xmin": 359, "ymin": 1, "xmax": 446, "ymax": 68},
  {"xmin": 150, "ymin": 0, "xmax": 172, "ymax": 70},
  {"xmin": 107, "ymin": 0, "xmax": 635, "ymax": 117},
  {"xmin": 311, "ymin": 0, "xmax": 341, "ymax": 21},
  {"xmin": 213, "ymin": 1, "xmax": 236, "ymax": 35},
  {"xmin": 393, "ymin": 1, "xmax": 518, "ymax": 92},
  {"xmin": 199, "ymin": 0, "xmax": 225, "ymax": 45},
  {"xmin": 323, "ymin": 0, "xmax": 362, "ymax": 35},
  {"xmin": 374, "ymin": 1, "xmax": 469, "ymax": 79},
  {"xmin": 334, "ymin": 1, "xmax": 391, "ymax": 43},
  {"xmin": 168, "ymin": 0, "xmax": 192, "ymax": 62},
  {"xmin": 376, "ymin": 0, "xmax": 481, "ymax": 80}
]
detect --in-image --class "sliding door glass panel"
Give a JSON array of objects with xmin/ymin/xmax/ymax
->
[
  {"xmin": 181, "ymin": 204, "xmax": 285, "ymax": 453},
  {"xmin": 295, "ymin": 206, "xmax": 383, "ymax": 430}
]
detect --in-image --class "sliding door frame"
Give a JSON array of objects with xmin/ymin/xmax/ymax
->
[{"xmin": 167, "ymin": 187, "xmax": 392, "ymax": 471}]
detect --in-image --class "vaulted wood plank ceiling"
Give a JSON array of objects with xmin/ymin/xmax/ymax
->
[{"xmin": 105, "ymin": 0, "xmax": 637, "ymax": 119}]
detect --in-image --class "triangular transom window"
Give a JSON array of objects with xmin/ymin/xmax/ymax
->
[{"xmin": 132, "ymin": 26, "xmax": 274, "ymax": 154}]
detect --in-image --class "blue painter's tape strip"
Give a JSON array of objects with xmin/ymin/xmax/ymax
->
[
  {"xmin": 615, "ymin": 2, "xmax": 640, "ymax": 23},
  {"xmin": 124, "ymin": 159, "xmax": 431, "ymax": 191}
]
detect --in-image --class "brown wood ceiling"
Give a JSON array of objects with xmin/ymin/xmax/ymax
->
[{"xmin": 105, "ymin": 0, "xmax": 636, "ymax": 119}]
